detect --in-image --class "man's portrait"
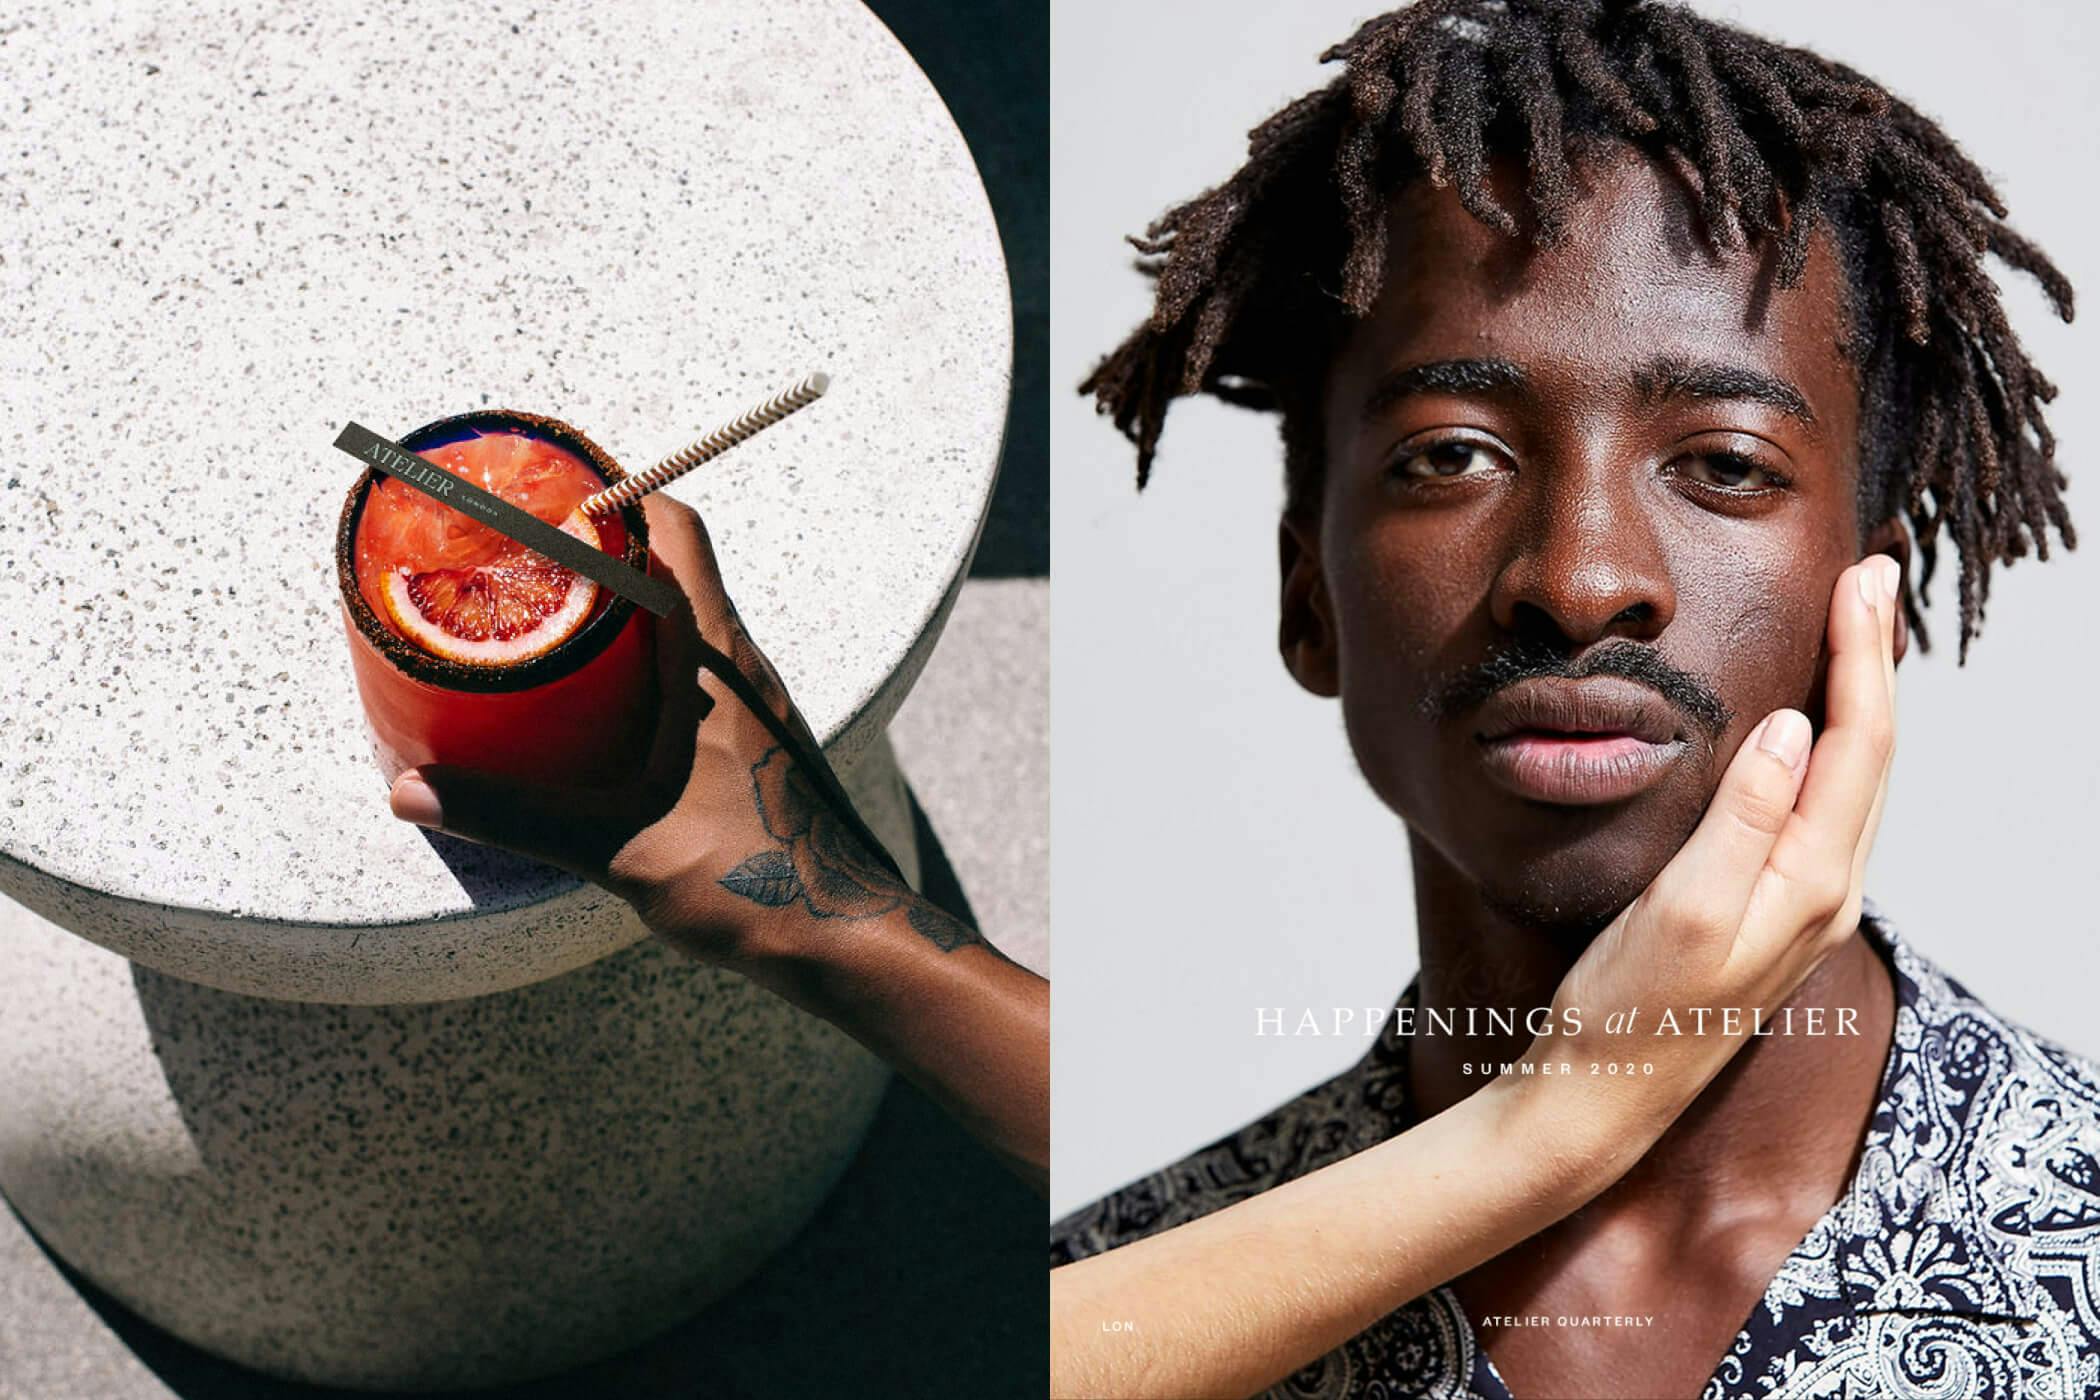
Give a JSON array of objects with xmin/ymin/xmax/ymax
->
[{"xmin": 1049, "ymin": 1, "xmax": 2100, "ymax": 1395}]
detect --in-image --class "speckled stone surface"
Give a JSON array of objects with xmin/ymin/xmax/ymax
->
[
  {"xmin": 0, "ymin": 0, "xmax": 1011, "ymax": 999},
  {"xmin": 0, "ymin": 736, "xmax": 917, "ymax": 1389},
  {"xmin": 0, "ymin": 888, "xmax": 894, "ymax": 1391},
  {"xmin": 0, "ymin": 733, "xmax": 922, "ymax": 1006}
]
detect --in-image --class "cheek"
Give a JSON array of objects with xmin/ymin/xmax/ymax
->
[
  {"xmin": 1320, "ymin": 520, "xmax": 1496, "ymax": 819},
  {"xmin": 1326, "ymin": 517, "xmax": 1487, "ymax": 691},
  {"xmin": 1679, "ymin": 552, "xmax": 1836, "ymax": 745}
]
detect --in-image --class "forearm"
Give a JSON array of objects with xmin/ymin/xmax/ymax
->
[
  {"xmin": 723, "ymin": 889, "xmax": 1050, "ymax": 1193},
  {"xmin": 1050, "ymin": 1075, "xmax": 1657, "ymax": 1400}
]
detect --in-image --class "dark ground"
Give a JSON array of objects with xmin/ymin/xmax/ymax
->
[{"xmin": 888, "ymin": 0, "xmax": 1048, "ymax": 581}]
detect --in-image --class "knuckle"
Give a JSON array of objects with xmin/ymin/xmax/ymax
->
[
  {"xmin": 1769, "ymin": 848, "xmax": 1849, "ymax": 923},
  {"xmin": 1725, "ymin": 784, "xmax": 1793, "ymax": 838},
  {"xmin": 1643, "ymin": 889, "xmax": 1728, "ymax": 944},
  {"xmin": 1798, "ymin": 871, "xmax": 1850, "ymax": 922},
  {"xmin": 642, "ymin": 494, "xmax": 696, "ymax": 540}
]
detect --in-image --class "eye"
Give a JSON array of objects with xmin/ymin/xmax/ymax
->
[
  {"xmin": 1390, "ymin": 439, "xmax": 1505, "ymax": 481},
  {"xmin": 1675, "ymin": 450, "xmax": 1788, "ymax": 492}
]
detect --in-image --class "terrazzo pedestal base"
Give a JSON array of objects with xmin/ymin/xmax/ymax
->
[{"xmin": 0, "ymin": 745, "xmax": 919, "ymax": 1392}]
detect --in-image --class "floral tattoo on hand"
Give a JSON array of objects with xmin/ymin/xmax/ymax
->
[{"xmin": 717, "ymin": 746, "xmax": 983, "ymax": 953}]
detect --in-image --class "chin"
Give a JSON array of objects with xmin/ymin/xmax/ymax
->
[
  {"xmin": 1474, "ymin": 876, "xmax": 1640, "ymax": 940},
  {"xmin": 1453, "ymin": 824, "xmax": 1676, "ymax": 940}
]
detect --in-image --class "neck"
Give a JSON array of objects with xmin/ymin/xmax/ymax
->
[{"xmin": 1405, "ymin": 836, "xmax": 1895, "ymax": 1205}]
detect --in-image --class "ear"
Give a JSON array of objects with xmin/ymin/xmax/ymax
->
[
  {"xmin": 1279, "ymin": 514, "xmax": 1340, "ymax": 697},
  {"xmin": 1862, "ymin": 516, "xmax": 1912, "ymax": 666}
]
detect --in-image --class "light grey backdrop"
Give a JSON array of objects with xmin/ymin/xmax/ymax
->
[{"xmin": 1051, "ymin": 0, "xmax": 2100, "ymax": 1218}]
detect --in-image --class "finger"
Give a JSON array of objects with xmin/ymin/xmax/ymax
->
[
  {"xmin": 692, "ymin": 641, "xmax": 825, "ymax": 765},
  {"xmin": 1846, "ymin": 755, "xmax": 1891, "ymax": 911},
  {"xmin": 1640, "ymin": 707, "xmax": 1812, "ymax": 947},
  {"xmin": 391, "ymin": 766, "xmax": 630, "ymax": 881},
  {"xmin": 636, "ymin": 495, "xmax": 762, "ymax": 775},
  {"xmin": 646, "ymin": 584, "xmax": 711, "ymax": 774},
  {"xmin": 725, "ymin": 624, "xmax": 803, "ymax": 730},
  {"xmin": 1763, "ymin": 558, "xmax": 1896, "ymax": 911},
  {"xmin": 1843, "ymin": 562, "xmax": 1901, "ymax": 906},
  {"xmin": 644, "ymin": 604, "xmax": 817, "ymax": 792},
  {"xmin": 640, "ymin": 494, "xmax": 795, "ymax": 715},
  {"xmin": 641, "ymin": 494, "xmax": 735, "ymax": 637}
]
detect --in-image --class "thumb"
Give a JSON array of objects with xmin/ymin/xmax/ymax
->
[
  {"xmin": 390, "ymin": 766, "xmax": 629, "ymax": 881},
  {"xmin": 1638, "ymin": 709, "xmax": 1813, "ymax": 949}
]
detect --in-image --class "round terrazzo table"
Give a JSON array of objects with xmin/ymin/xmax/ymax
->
[{"xmin": 0, "ymin": 0, "xmax": 1010, "ymax": 1389}]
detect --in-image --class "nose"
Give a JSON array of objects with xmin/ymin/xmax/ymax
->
[{"xmin": 1487, "ymin": 462, "xmax": 1674, "ymax": 648}]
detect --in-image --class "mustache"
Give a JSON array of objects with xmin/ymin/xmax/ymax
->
[{"xmin": 1418, "ymin": 637, "xmax": 1734, "ymax": 740}]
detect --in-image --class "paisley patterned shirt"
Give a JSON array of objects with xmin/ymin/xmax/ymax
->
[{"xmin": 1049, "ymin": 911, "xmax": 2100, "ymax": 1398}]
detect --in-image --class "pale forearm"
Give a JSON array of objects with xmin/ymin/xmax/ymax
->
[{"xmin": 1050, "ymin": 1076, "xmax": 1655, "ymax": 1400}]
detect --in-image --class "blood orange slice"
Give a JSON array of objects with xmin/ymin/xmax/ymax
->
[{"xmin": 381, "ymin": 510, "xmax": 603, "ymax": 665}]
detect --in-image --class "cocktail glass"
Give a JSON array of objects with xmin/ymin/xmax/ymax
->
[{"xmin": 335, "ymin": 410, "xmax": 659, "ymax": 788}]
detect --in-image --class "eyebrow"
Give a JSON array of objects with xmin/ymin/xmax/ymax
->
[
  {"xmin": 1357, "ymin": 353, "xmax": 1818, "ymax": 428},
  {"xmin": 1633, "ymin": 354, "xmax": 1817, "ymax": 427},
  {"xmin": 1360, "ymin": 358, "xmax": 1526, "ymax": 420}
]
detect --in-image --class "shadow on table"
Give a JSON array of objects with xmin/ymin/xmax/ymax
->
[
  {"xmin": 418, "ymin": 828, "xmax": 580, "ymax": 908},
  {"xmin": 7, "ymin": 795, "xmax": 1045, "ymax": 1400}
]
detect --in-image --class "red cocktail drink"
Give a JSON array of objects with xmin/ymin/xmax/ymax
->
[{"xmin": 336, "ymin": 411, "xmax": 657, "ymax": 787}]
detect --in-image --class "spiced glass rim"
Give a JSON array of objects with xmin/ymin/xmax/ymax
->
[{"xmin": 336, "ymin": 409, "xmax": 653, "ymax": 694}]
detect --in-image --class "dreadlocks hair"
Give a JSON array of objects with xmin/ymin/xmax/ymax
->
[{"xmin": 1081, "ymin": 0, "xmax": 2075, "ymax": 658}]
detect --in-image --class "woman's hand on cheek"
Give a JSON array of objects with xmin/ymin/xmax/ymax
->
[{"xmin": 1525, "ymin": 553, "xmax": 1900, "ymax": 1136}]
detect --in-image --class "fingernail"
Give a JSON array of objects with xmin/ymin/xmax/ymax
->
[
  {"xmin": 1758, "ymin": 710, "xmax": 1811, "ymax": 771},
  {"xmin": 390, "ymin": 773, "xmax": 443, "ymax": 828},
  {"xmin": 1857, "ymin": 563, "xmax": 1881, "ymax": 608},
  {"xmin": 1878, "ymin": 556, "xmax": 1901, "ymax": 605}
]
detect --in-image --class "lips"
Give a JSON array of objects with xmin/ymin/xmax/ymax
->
[{"xmin": 1472, "ymin": 677, "xmax": 1688, "ymax": 805}]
